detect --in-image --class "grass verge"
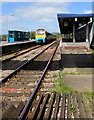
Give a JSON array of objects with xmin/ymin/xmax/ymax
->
[
  {"xmin": 82, "ymin": 92, "xmax": 94, "ymax": 112},
  {"xmin": 50, "ymin": 72, "xmax": 74, "ymax": 94}
]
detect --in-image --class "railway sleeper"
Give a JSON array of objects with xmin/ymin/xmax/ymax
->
[
  {"xmin": 18, "ymin": 70, "xmax": 43, "ymax": 74},
  {"xmin": 3, "ymin": 85, "xmax": 35, "ymax": 90},
  {"xmin": 9, "ymin": 79, "xmax": 39, "ymax": 83},
  {"xmin": 14, "ymin": 74, "xmax": 42, "ymax": 78},
  {"xmin": 1, "ymin": 92, "xmax": 31, "ymax": 97},
  {"xmin": 2, "ymin": 102, "xmax": 25, "ymax": 119},
  {"xmin": 25, "ymin": 93, "xmax": 93, "ymax": 119},
  {"xmin": 2, "ymin": 94, "xmax": 93, "ymax": 119}
]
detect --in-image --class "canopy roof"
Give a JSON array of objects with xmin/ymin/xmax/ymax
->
[
  {"xmin": 57, "ymin": 13, "xmax": 94, "ymax": 34},
  {"xmin": 57, "ymin": 13, "xmax": 94, "ymax": 18}
]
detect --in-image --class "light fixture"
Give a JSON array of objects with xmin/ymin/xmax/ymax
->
[
  {"xmin": 75, "ymin": 18, "xmax": 77, "ymax": 21},
  {"xmin": 90, "ymin": 17, "xmax": 92, "ymax": 22}
]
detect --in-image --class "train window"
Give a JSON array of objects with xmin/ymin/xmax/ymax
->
[
  {"xmin": 9, "ymin": 31, "xmax": 13, "ymax": 34},
  {"xmin": 36, "ymin": 30, "xmax": 44, "ymax": 35},
  {"xmin": 9, "ymin": 35, "xmax": 13, "ymax": 37}
]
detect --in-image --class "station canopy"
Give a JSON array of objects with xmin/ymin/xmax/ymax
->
[{"xmin": 57, "ymin": 13, "xmax": 94, "ymax": 34}]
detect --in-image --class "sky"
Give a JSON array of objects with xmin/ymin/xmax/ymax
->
[{"xmin": 1, "ymin": 1, "xmax": 94, "ymax": 34}]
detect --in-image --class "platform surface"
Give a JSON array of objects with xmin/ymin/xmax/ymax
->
[{"xmin": 0, "ymin": 39, "xmax": 35, "ymax": 47}]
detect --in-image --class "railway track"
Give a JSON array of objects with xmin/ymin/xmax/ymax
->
[
  {"xmin": 1, "ymin": 40, "xmax": 36, "ymax": 56},
  {"xmin": 1, "ymin": 40, "xmax": 60, "ymax": 117},
  {"xmin": 1, "ymin": 39, "xmax": 93, "ymax": 119},
  {"xmin": 1, "ymin": 43, "xmax": 54, "ymax": 81},
  {"xmin": 1, "ymin": 44, "xmax": 41, "ymax": 62}
]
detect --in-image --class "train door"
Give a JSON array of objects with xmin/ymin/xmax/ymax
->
[{"xmin": 8, "ymin": 31, "xmax": 14, "ymax": 42}]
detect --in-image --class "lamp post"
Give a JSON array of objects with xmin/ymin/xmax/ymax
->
[{"xmin": 1, "ymin": 14, "xmax": 14, "ymax": 42}]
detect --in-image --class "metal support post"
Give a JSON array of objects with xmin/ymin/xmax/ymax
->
[
  {"xmin": 73, "ymin": 23, "xmax": 75, "ymax": 42},
  {"xmin": 86, "ymin": 23, "xmax": 89, "ymax": 42}
]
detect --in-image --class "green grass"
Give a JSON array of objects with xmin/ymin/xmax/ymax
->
[
  {"xmin": 61, "ymin": 72, "xmax": 76, "ymax": 75},
  {"xmin": 60, "ymin": 70, "xmax": 92, "ymax": 76},
  {"xmin": 70, "ymin": 104, "xmax": 76, "ymax": 113},
  {"xmin": 82, "ymin": 92, "xmax": 94, "ymax": 111},
  {"xmin": 50, "ymin": 74, "xmax": 74, "ymax": 94},
  {"xmin": 52, "ymin": 73, "xmax": 59, "ymax": 78}
]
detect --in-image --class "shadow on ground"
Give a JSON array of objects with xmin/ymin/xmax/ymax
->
[{"xmin": 61, "ymin": 54, "xmax": 94, "ymax": 68}]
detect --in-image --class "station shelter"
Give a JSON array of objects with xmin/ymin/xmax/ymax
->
[
  {"xmin": 57, "ymin": 14, "xmax": 94, "ymax": 45},
  {"xmin": 8, "ymin": 30, "xmax": 30, "ymax": 42}
]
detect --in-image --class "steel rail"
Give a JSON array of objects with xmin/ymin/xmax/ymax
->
[
  {"xmin": 0, "ymin": 41, "xmax": 56, "ymax": 84},
  {"xmin": 17, "ymin": 41, "xmax": 59, "ymax": 120},
  {"xmin": 2, "ymin": 45, "xmax": 41, "ymax": 63}
]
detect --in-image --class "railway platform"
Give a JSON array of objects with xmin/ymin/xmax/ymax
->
[
  {"xmin": 60, "ymin": 41, "xmax": 90, "ymax": 50},
  {"xmin": 0, "ymin": 40, "xmax": 36, "ymax": 56},
  {"xmin": 0, "ymin": 39, "xmax": 35, "ymax": 47},
  {"xmin": 59, "ymin": 41, "xmax": 93, "ymax": 92}
]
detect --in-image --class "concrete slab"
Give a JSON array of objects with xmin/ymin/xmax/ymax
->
[{"xmin": 63, "ymin": 74, "xmax": 92, "ymax": 92}]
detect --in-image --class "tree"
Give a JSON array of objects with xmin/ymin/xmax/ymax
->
[
  {"xmin": 0, "ymin": 34, "xmax": 8, "ymax": 41},
  {"xmin": 30, "ymin": 31, "xmax": 35, "ymax": 39}
]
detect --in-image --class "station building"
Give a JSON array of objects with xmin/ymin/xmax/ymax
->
[{"xmin": 57, "ymin": 13, "xmax": 94, "ymax": 47}]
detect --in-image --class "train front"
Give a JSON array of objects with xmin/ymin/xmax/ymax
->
[{"xmin": 35, "ymin": 29, "xmax": 46, "ymax": 43}]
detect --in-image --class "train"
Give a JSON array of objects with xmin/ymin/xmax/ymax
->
[
  {"xmin": 8, "ymin": 29, "xmax": 56, "ymax": 43},
  {"xmin": 35, "ymin": 29, "xmax": 56, "ymax": 43},
  {"xmin": 8, "ymin": 30, "xmax": 30, "ymax": 42}
]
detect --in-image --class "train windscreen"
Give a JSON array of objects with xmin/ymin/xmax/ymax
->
[{"xmin": 36, "ymin": 30, "xmax": 45, "ymax": 35}]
